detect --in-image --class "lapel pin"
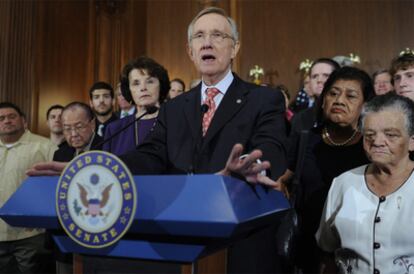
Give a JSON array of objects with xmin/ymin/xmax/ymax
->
[{"xmin": 236, "ymin": 99, "xmax": 242, "ymax": 104}]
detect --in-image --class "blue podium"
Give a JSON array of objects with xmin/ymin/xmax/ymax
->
[{"xmin": 0, "ymin": 174, "xmax": 289, "ymax": 273}]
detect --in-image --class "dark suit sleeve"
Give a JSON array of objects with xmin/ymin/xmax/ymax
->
[
  {"xmin": 53, "ymin": 143, "xmax": 75, "ymax": 162},
  {"xmin": 250, "ymin": 87, "xmax": 288, "ymax": 180}
]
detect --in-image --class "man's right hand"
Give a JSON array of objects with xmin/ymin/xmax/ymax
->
[{"xmin": 26, "ymin": 161, "xmax": 67, "ymax": 176}]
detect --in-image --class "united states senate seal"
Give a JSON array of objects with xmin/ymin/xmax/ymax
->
[{"xmin": 56, "ymin": 151, "xmax": 137, "ymax": 248}]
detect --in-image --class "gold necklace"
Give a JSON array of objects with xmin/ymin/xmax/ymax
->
[{"xmin": 323, "ymin": 126, "xmax": 358, "ymax": 146}]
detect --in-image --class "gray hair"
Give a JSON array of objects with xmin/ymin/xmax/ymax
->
[
  {"xmin": 360, "ymin": 93, "xmax": 414, "ymax": 136},
  {"xmin": 187, "ymin": 7, "xmax": 239, "ymax": 44}
]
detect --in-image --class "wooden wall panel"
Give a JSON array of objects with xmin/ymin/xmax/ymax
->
[
  {"xmin": 146, "ymin": 0, "xmax": 234, "ymax": 89},
  {"xmin": 117, "ymin": 0, "xmax": 147, "ymax": 77},
  {"xmin": 146, "ymin": 0, "xmax": 200, "ymax": 88},
  {"xmin": 238, "ymin": 0, "xmax": 414, "ymax": 97},
  {"xmin": 35, "ymin": 0, "xmax": 147, "ymax": 136},
  {"xmin": 93, "ymin": 0, "xmax": 147, "ymax": 83},
  {"xmin": 35, "ymin": 0, "xmax": 93, "ymax": 136},
  {"xmin": 2, "ymin": 0, "xmax": 414, "ymax": 136},
  {"xmin": 0, "ymin": 1, "xmax": 37, "ymax": 128}
]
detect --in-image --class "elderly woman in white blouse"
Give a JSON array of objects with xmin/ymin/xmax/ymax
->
[{"xmin": 316, "ymin": 93, "xmax": 414, "ymax": 274}]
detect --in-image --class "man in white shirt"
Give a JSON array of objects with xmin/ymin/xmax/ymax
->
[{"xmin": 0, "ymin": 102, "xmax": 56, "ymax": 273}]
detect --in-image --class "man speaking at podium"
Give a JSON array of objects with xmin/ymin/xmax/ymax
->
[
  {"xmin": 29, "ymin": 7, "xmax": 287, "ymax": 274},
  {"xmin": 114, "ymin": 7, "xmax": 287, "ymax": 273},
  {"xmin": 121, "ymin": 7, "xmax": 287, "ymax": 183}
]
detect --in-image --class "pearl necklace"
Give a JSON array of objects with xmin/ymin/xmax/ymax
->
[{"xmin": 323, "ymin": 127, "xmax": 358, "ymax": 146}]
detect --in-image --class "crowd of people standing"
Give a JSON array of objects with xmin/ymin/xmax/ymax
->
[{"xmin": 1, "ymin": 5, "xmax": 414, "ymax": 274}]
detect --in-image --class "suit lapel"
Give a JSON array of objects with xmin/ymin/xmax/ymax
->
[
  {"xmin": 202, "ymin": 76, "xmax": 248, "ymax": 146},
  {"xmin": 184, "ymin": 85, "xmax": 203, "ymax": 141}
]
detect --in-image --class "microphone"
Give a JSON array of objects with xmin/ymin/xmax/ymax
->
[
  {"xmin": 96, "ymin": 106, "xmax": 159, "ymax": 148},
  {"xmin": 201, "ymin": 103, "xmax": 209, "ymax": 114},
  {"xmin": 188, "ymin": 104, "xmax": 209, "ymax": 174},
  {"xmin": 144, "ymin": 105, "xmax": 159, "ymax": 115}
]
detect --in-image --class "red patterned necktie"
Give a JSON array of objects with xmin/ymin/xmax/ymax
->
[{"xmin": 202, "ymin": 87, "xmax": 220, "ymax": 136}]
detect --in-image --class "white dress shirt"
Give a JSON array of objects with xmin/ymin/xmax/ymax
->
[{"xmin": 201, "ymin": 69, "xmax": 234, "ymax": 108}]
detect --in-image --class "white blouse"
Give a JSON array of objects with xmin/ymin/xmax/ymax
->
[{"xmin": 316, "ymin": 165, "xmax": 414, "ymax": 274}]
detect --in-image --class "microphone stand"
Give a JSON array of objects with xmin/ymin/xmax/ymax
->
[{"xmin": 96, "ymin": 106, "xmax": 158, "ymax": 148}]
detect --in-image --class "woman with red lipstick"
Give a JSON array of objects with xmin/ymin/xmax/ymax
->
[{"xmin": 259, "ymin": 66, "xmax": 375, "ymax": 272}]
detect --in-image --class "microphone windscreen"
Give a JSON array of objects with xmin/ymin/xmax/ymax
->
[
  {"xmin": 146, "ymin": 106, "xmax": 159, "ymax": 114},
  {"xmin": 201, "ymin": 104, "xmax": 209, "ymax": 114}
]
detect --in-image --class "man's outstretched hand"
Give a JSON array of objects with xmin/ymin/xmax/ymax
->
[
  {"xmin": 217, "ymin": 144, "xmax": 270, "ymax": 183},
  {"xmin": 26, "ymin": 161, "xmax": 67, "ymax": 176}
]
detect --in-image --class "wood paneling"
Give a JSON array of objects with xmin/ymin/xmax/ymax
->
[
  {"xmin": 94, "ymin": 0, "xmax": 146, "ymax": 83},
  {"xmin": 35, "ymin": 0, "xmax": 93, "ymax": 136},
  {"xmin": 146, "ymin": 0, "xmax": 200, "ymax": 88},
  {"xmin": 146, "ymin": 0, "xmax": 234, "ymax": 89},
  {"xmin": 2, "ymin": 0, "xmax": 414, "ymax": 135},
  {"xmin": 35, "ymin": 0, "xmax": 147, "ymax": 136},
  {"xmin": 117, "ymin": 0, "xmax": 147, "ymax": 76},
  {"xmin": 0, "ymin": 1, "xmax": 37, "ymax": 128},
  {"xmin": 238, "ymin": 0, "xmax": 414, "ymax": 96}
]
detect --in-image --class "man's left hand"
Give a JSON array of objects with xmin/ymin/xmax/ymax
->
[{"xmin": 217, "ymin": 144, "xmax": 270, "ymax": 183}]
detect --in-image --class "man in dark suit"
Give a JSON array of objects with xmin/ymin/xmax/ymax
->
[
  {"xmin": 119, "ymin": 7, "xmax": 287, "ymax": 273},
  {"xmin": 29, "ymin": 7, "xmax": 287, "ymax": 273},
  {"xmin": 28, "ymin": 8, "xmax": 286, "ymax": 197},
  {"xmin": 121, "ymin": 7, "xmax": 286, "ymax": 181},
  {"xmin": 54, "ymin": 102, "xmax": 103, "ymax": 162},
  {"xmin": 52, "ymin": 102, "xmax": 103, "ymax": 274}
]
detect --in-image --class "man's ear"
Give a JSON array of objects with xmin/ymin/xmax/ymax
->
[
  {"xmin": 231, "ymin": 40, "xmax": 240, "ymax": 59},
  {"xmin": 187, "ymin": 43, "xmax": 195, "ymax": 62},
  {"xmin": 22, "ymin": 116, "xmax": 28, "ymax": 130}
]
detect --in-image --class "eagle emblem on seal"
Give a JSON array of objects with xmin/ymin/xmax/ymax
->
[{"xmin": 77, "ymin": 183, "xmax": 113, "ymax": 217}]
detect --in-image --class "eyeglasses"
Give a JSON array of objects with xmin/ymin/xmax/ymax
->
[
  {"xmin": 191, "ymin": 31, "xmax": 234, "ymax": 43},
  {"xmin": 63, "ymin": 122, "xmax": 90, "ymax": 134}
]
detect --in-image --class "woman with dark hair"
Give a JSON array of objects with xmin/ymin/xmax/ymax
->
[
  {"xmin": 103, "ymin": 56, "xmax": 170, "ymax": 155},
  {"xmin": 259, "ymin": 66, "xmax": 375, "ymax": 272}
]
